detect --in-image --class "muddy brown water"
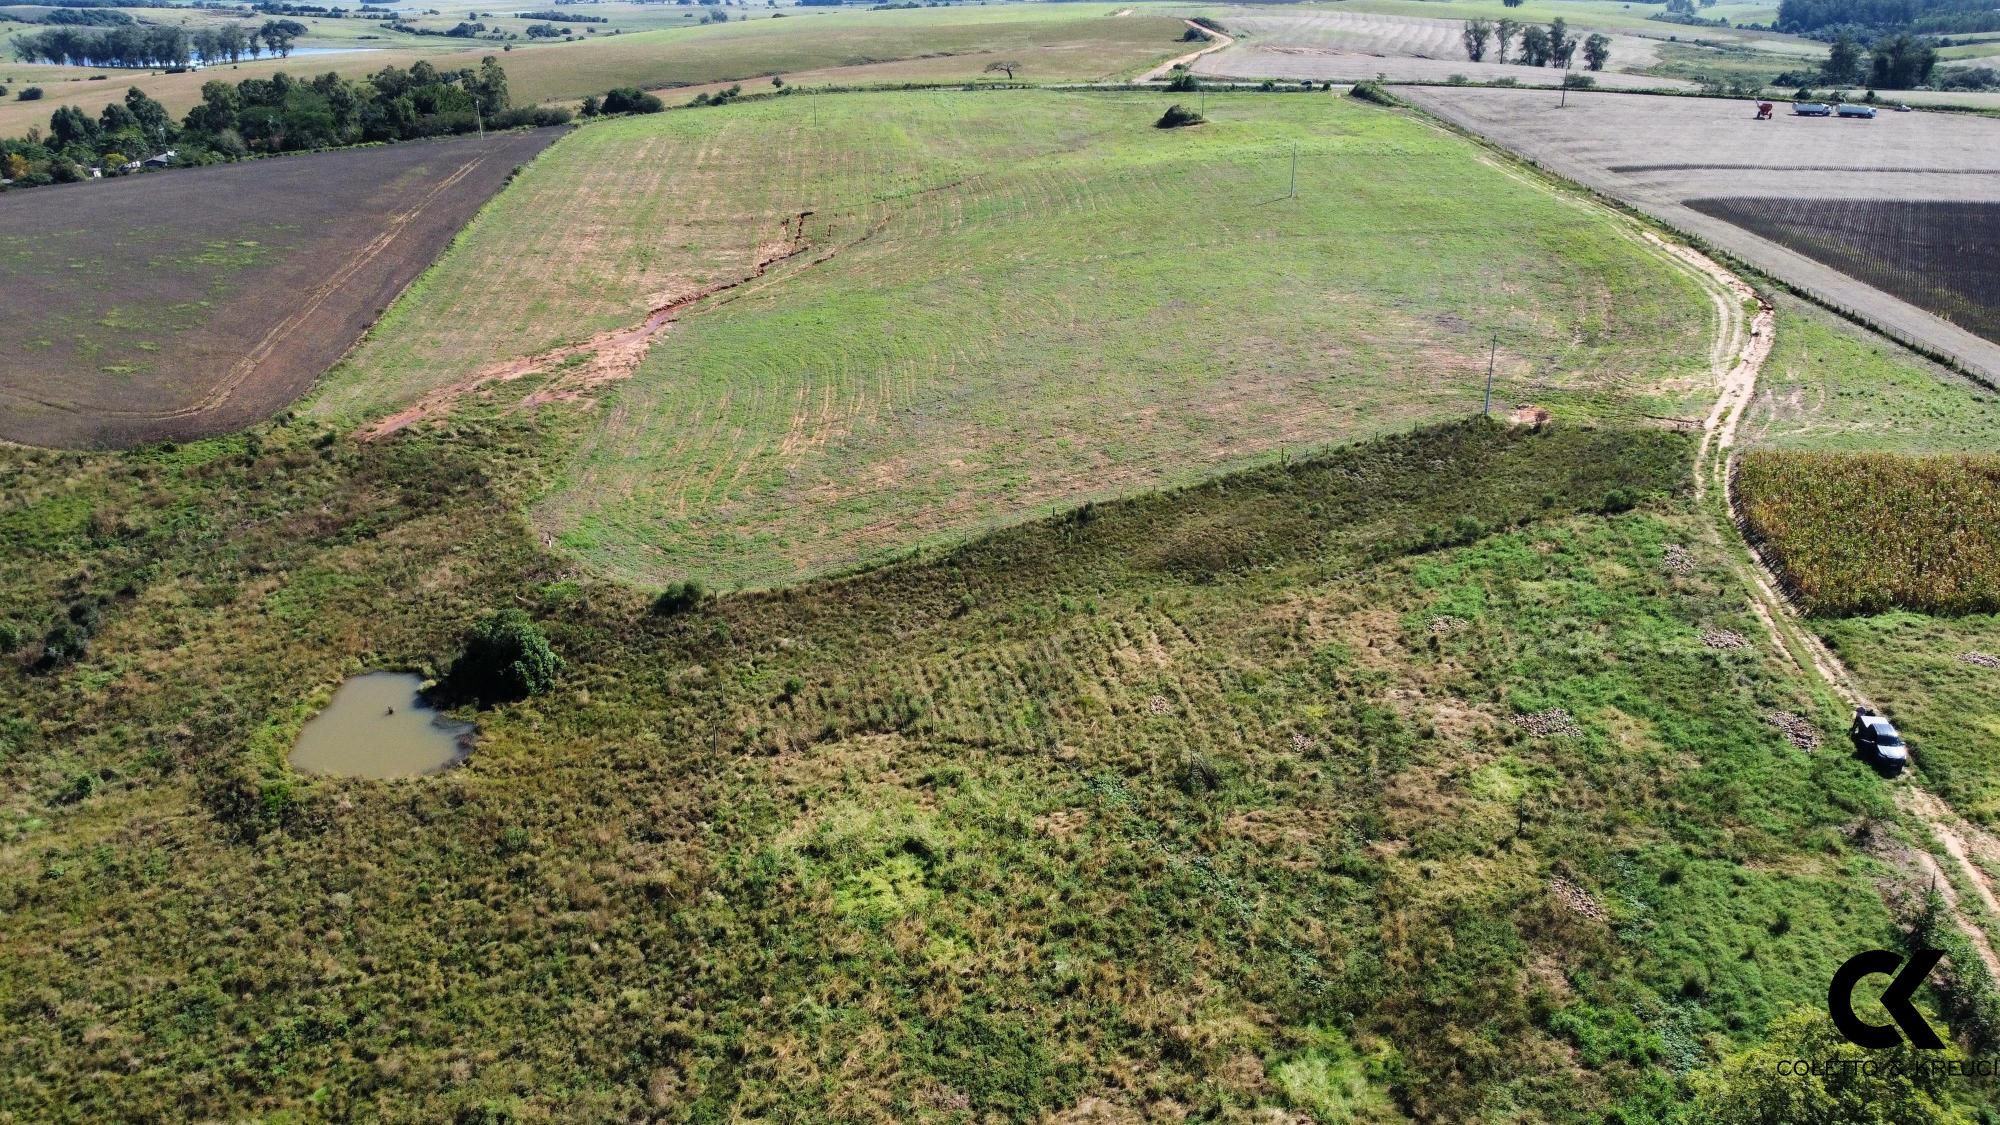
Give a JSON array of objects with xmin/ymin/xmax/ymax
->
[{"xmin": 289, "ymin": 672, "xmax": 474, "ymax": 778}]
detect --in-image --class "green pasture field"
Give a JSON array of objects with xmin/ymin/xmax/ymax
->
[
  {"xmin": 0, "ymin": 414, "xmax": 1952, "ymax": 1121},
  {"xmin": 1742, "ymin": 299, "xmax": 2000, "ymax": 455},
  {"xmin": 314, "ymin": 89, "xmax": 1713, "ymax": 589},
  {"xmin": 1822, "ymin": 613, "xmax": 2000, "ymax": 825}
]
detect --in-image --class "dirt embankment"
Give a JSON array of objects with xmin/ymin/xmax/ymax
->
[{"xmin": 362, "ymin": 208, "xmax": 886, "ymax": 438}]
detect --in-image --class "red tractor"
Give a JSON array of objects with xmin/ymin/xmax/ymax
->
[{"xmin": 1755, "ymin": 102, "xmax": 1774, "ymax": 119}]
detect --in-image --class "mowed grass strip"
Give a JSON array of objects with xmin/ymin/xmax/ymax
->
[
  {"xmin": 323, "ymin": 90, "xmax": 1711, "ymax": 588},
  {"xmin": 1737, "ymin": 449, "xmax": 2000, "ymax": 616}
]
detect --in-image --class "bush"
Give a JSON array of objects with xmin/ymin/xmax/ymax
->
[
  {"xmin": 1155, "ymin": 103, "xmax": 1205, "ymax": 129},
  {"xmin": 1348, "ymin": 80, "xmax": 1401, "ymax": 106},
  {"xmin": 652, "ymin": 579, "xmax": 707, "ymax": 616},
  {"xmin": 1164, "ymin": 68, "xmax": 1199, "ymax": 92},
  {"xmin": 39, "ymin": 622, "xmax": 88, "ymax": 668},
  {"xmin": 447, "ymin": 609, "xmax": 562, "ymax": 703},
  {"xmin": 18, "ymin": 86, "xmax": 44, "ymax": 102},
  {"xmin": 0, "ymin": 621, "xmax": 20, "ymax": 653},
  {"xmin": 601, "ymin": 86, "xmax": 664, "ymax": 114},
  {"xmin": 486, "ymin": 106, "xmax": 573, "ymax": 128}
]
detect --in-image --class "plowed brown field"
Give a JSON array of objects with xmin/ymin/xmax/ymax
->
[{"xmin": 0, "ymin": 127, "xmax": 560, "ymax": 449}]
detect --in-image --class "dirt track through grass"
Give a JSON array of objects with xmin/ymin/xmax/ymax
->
[{"xmin": 321, "ymin": 90, "xmax": 1712, "ymax": 589}]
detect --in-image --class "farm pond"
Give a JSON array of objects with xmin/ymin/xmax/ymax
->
[{"xmin": 289, "ymin": 672, "xmax": 474, "ymax": 778}]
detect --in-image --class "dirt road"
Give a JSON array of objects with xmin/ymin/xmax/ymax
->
[
  {"xmin": 1662, "ymin": 236, "xmax": 2000, "ymax": 982},
  {"xmin": 1142, "ymin": 20, "xmax": 1236, "ymax": 82}
]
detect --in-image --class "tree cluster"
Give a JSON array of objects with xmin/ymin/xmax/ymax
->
[
  {"xmin": 1464, "ymin": 18, "xmax": 1609, "ymax": 70},
  {"xmin": 580, "ymin": 85, "xmax": 664, "ymax": 116},
  {"xmin": 9, "ymin": 20, "xmax": 310, "ymax": 67},
  {"xmin": 2, "ymin": 58, "xmax": 568, "ymax": 192},
  {"xmin": 1777, "ymin": 0, "xmax": 1999, "ymax": 36}
]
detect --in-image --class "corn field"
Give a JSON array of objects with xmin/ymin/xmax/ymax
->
[{"xmin": 1736, "ymin": 449, "xmax": 2000, "ymax": 616}]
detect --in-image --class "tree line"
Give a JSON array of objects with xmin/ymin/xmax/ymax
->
[
  {"xmin": 0, "ymin": 58, "xmax": 571, "ymax": 190},
  {"xmin": 10, "ymin": 20, "xmax": 311, "ymax": 67},
  {"xmin": 1461, "ymin": 18, "xmax": 1612, "ymax": 71},
  {"xmin": 1777, "ymin": 0, "xmax": 2000, "ymax": 36}
]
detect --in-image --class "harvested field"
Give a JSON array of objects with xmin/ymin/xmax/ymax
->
[
  {"xmin": 1687, "ymin": 198, "xmax": 2000, "ymax": 348},
  {"xmin": 1736, "ymin": 449, "xmax": 2000, "ymax": 616},
  {"xmin": 0, "ymin": 128, "xmax": 560, "ymax": 448},
  {"xmin": 0, "ymin": 4, "xmax": 1184, "ymax": 138},
  {"xmin": 315, "ymin": 90, "xmax": 1713, "ymax": 588},
  {"xmin": 1401, "ymin": 86, "xmax": 2000, "ymax": 383},
  {"xmin": 1192, "ymin": 7, "xmax": 1685, "ymax": 89}
]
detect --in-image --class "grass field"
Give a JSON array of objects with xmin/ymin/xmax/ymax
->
[
  {"xmin": 0, "ymin": 128, "xmax": 558, "ymax": 449},
  {"xmin": 0, "ymin": 4, "xmax": 1188, "ymax": 137},
  {"xmin": 2, "ymin": 415, "xmax": 1955, "ymax": 1121},
  {"xmin": 314, "ymin": 89, "xmax": 1712, "ymax": 589},
  {"xmin": 1742, "ymin": 300, "xmax": 2000, "ymax": 454}
]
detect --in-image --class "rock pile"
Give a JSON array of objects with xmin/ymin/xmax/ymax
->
[
  {"xmin": 1703, "ymin": 630, "xmax": 1749, "ymax": 650},
  {"xmin": 1765, "ymin": 711, "xmax": 1820, "ymax": 751},
  {"xmin": 1514, "ymin": 708, "xmax": 1582, "ymax": 737},
  {"xmin": 1550, "ymin": 876, "xmax": 1609, "ymax": 921}
]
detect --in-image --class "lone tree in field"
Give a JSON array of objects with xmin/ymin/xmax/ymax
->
[
  {"xmin": 984, "ymin": 60, "xmax": 1021, "ymax": 80},
  {"xmin": 447, "ymin": 609, "xmax": 561, "ymax": 704},
  {"xmin": 1495, "ymin": 18, "xmax": 1520, "ymax": 63},
  {"xmin": 1155, "ymin": 103, "xmax": 1204, "ymax": 128},
  {"xmin": 1501, "ymin": 0, "xmax": 1524, "ymax": 8},
  {"xmin": 1462, "ymin": 19, "xmax": 1492, "ymax": 62},
  {"xmin": 1582, "ymin": 33, "xmax": 1611, "ymax": 71}
]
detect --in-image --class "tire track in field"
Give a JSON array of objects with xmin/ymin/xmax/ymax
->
[{"xmin": 1669, "ymin": 235, "xmax": 2000, "ymax": 984}]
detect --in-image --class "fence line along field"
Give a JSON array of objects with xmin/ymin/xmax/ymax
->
[
  {"xmin": 0, "ymin": 128, "xmax": 558, "ymax": 449},
  {"xmin": 314, "ymin": 89, "xmax": 1715, "ymax": 589},
  {"xmin": 1688, "ymin": 198, "xmax": 2000, "ymax": 348},
  {"xmin": 1736, "ymin": 449, "xmax": 2000, "ymax": 616}
]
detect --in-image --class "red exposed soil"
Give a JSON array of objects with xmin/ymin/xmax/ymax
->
[
  {"xmin": 363, "ymin": 208, "xmax": 885, "ymax": 438},
  {"xmin": 0, "ymin": 128, "xmax": 562, "ymax": 450}
]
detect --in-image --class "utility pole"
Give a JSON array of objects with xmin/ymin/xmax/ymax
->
[
  {"xmin": 474, "ymin": 94, "xmax": 483, "ymax": 140},
  {"xmin": 1288, "ymin": 144, "xmax": 1297, "ymax": 198},
  {"xmin": 1483, "ymin": 332, "xmax": 1497, "ymax": 416},
  {"xmin": 1559, "ymin": 52, "xmax": 1574, "ymax": 108}
]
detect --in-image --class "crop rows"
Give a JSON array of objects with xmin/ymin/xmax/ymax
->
[
  {"xmin": 1688, "ymin": 197, "xmax": 2000, "ymax": 348},
  {"xmin": 1736, "ymin": 448, "xmax": 2000, "ymax": 615}
]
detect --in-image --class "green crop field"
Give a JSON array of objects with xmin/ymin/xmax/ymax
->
[
  {"xmin": 4, "ymin": 415, "xmax": 1962, "ymax": 1121},
  {"xmin": 314, "ymin": 89, "xmax": 1712, "ymax": 589},
  {"xmin": 1736, "ymin": 450, "xmax": 2000, "ymax": 617}
]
